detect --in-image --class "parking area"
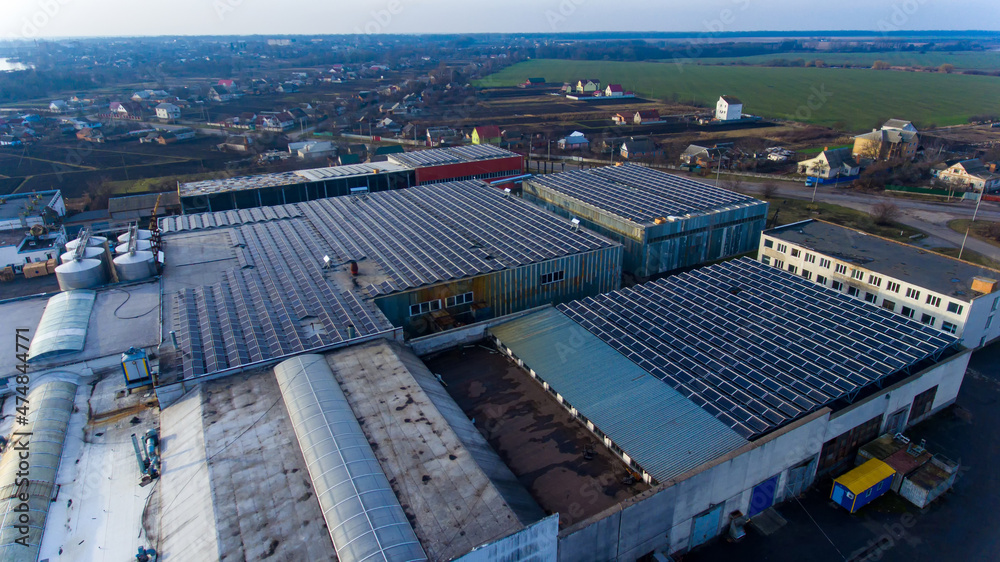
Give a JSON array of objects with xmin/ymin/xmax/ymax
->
[{"xmin": 687, "ymin": 340, "xmax": 1000, "ymax": 562}]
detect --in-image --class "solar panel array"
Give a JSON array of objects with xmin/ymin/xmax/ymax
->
[
  {"xmin": 387, "ymin": 144, "xmax": 518, "ymax": 168},
  {"xmin": 557, "ymin": 257, "xmax": 957, "ymax": 439},
  {"xmin": 178, "ymin": 171, "xmax": 307, "ymax": 196},
  {"xmin": 160, "ymin": 204, "xmax": 302, "ymax": 232},
  {"xmin": 163, "ymin": 179, "xmax": 614, "ymax": 378},
  {"xmin": 294, "ymin": 162, "xmax": 410, "ymax": 182},
  {"xmin": 168, "ymin": 217, "xmax": 395, "ymax": 379},
  {"xmin": 529, "ymin": 164, "xmax": 762, "ymax": 225}
]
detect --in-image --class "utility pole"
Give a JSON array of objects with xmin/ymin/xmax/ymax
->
[{"xmin": 958, "ymin": 188, "xmax": 985, "ymax": 260}]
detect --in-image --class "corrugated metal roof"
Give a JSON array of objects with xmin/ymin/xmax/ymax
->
[
  {"xmin": 835, "ymin": 458, "xmax": 896, "ymax": 494},
  {"xmin": 490, "ymin": 308, "xmax": 748, "ymax": 483}
]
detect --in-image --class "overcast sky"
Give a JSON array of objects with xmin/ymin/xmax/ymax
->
[{"xmin": 1, "ymin": 0, "xmax": 997, "ymax": 39}]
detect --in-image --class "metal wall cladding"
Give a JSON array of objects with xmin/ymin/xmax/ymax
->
[
  {"xmin": 524, "ymin": 183, "xmax": 768, "ymax": 278},
  {"xmin": 375, "ymin": 246, "xmax": 623, "ymax": 338}
]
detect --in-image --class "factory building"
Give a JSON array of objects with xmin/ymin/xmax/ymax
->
[
  {"xmin": 386, "ymin": 143, "xmax": 525, "ymax": 185},
  {"xmin": 156, "ymin": 179, "xmax": 621, "ymax": 386},
  {"xmin": 177, "ymin": 161, "xmax": 415, "ymax": 214},
  {"xmin": 523, "ymin": 164, "xmax": 768, "ymax": 279},
  {"xmin": 759, "ymin": 219, "xmax": 1000, "ymax": 348},
  {"xmin": 489, "ymin": 258, "xmax": 968, "ymax": 558},
  {"xmin": 177, "ymin": 145, "xmax": 526, "ymax": 214},
  {"xmin": 0, "ymin": 190, "xmax": 67, "ymax": 272}
]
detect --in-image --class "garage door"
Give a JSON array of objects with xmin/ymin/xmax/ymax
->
[
  {"xmin": 748, "ymin": 475, "xmax": 779, "ymax": 517},
  {"xmin": 690, "ymin": 504, "xmax": 724, "ymax": 548}
]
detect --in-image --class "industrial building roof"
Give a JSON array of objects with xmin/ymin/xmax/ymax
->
[
  {"xmin": 554, "ymin": 258, "xmax": 956, "ymax": 439},
  {"xmin": 26, "ymin": 290, "xmax": 96, "ymax": 362},
  {"xmin": 527, "ymin": 164, "xmax": 763, "ymax": 226},
  {"xmin": 177, "ymin": 162, "xmax": 411, "ymax": 197},
  {"xmin": 765, "ymin": 220, "xmax": 1000, "ymax": 302},
  {"xmin": 108, "ymin": 190, "xmax": 180, "ymax": 215},
  {"xmin": 0, "ymin": 190, "xmax": 60, "ymax": 223},
  {"xmin": 386, "ymin": 144, "xmax": 519, "ymax": 168},
  {"xmin": 159, "ymin": 180, "xmax": 614, "ymax": 380},
  {"xmin": 491, "ymin": 308, "xmax": 748, "ymax": 483}
]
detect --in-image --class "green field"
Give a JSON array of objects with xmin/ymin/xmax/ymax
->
[
  {"xmin": 476, "ymin": 60, "xmax": 1000, "ymax": 130},
  {"xmin": 683, "ymin": 51, "xmax": 1000, "ymax": 70}
]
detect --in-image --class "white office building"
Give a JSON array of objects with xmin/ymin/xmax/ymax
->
[{"xmin": 759, "ymin": 219, "xmax": 1000, "ymax": 348}]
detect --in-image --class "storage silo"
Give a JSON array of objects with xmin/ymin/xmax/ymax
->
[
  {"xmin": 115, "ymin": 240, "xmax": 153, "ymax": 254},
  {"xmin": 55, "ymin": 258, "xmax": 106, "ymax": 290},
  {"xmin": 113, "ymin": 251, "xmax": 156, "ymax": 282},
  {"xmin": 65, "ymin": 235, "xmax": 108, "ymax": 251},
  {"xmin": 61, "ymin": 247, "xmax": 103, "ymax": 263},
  {"xmin": 117, "ymin": 229, "xmax": 152, "ymax": 243}
]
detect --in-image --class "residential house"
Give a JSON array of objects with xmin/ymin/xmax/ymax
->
[
  {"xmin": 371, "ymin": 145, "xmax": 405, "ymax": 162},
  {"xmin": 471, "ymin": 125, "xmax": 502, "ymax": 145},
  {"xmin": 604, "ymin": 84, "xmax": 625, "ymax": 97},
  {"xmin": 218, "ymin": 135, "xmax": 253, "ymax": 152},
  {"xmin": 716, "ymin": 95, "xmax": 743, "ymax": 121},
  {"xmin": 217, "ymin": 79, "xmax": 238, "ymax": 90},
  {"xmin": 558, "ymin": 131, "xmax": 589, "ymax": 151},
  {"xmin": 76, "ymin": 127, "xmax": 104, "ymax": 143},
  {"xmin": 426, "ymin": 126, "xmax": 459, "ymax": 146},
  {"xmin": 575, "ymin": 79, "xmax": 601, "ymax": 93},
  {"xmin": 49, "ymin": 100, "xmax": 69, "ymax": 113},
  {"xmin": 277, "ymin": 82, "xmax": 299, "ymax": 93},
  {"xmin": 619, "ymin": 137, "xmax": 661, "ymax": 160},
  {"xmin": 634, "ymin": 110, "xmax": 663, "ymax": 125},
  {"xmin": 680, "ymin": 144, "xmax": 727, "ymax": 167},
  {"xmin": 156, "ymin": 102, "xmax": 181, "ymax": 121},
  {"xmin": 209, "ymin": 85, "xmax": 233, "ymax": 102},
  {"xmin": 853, "ymin": 119, "xmax": 919, "ymax": 161},
  {"xmin": 257, "ymin": 112, "xmax": 295, "ymax": 131},
  {"xmin": 523, "ymin": 77, "xmax": 546, "ymax": 87},
  {"xmin": 289, "ymin": 140, "xmax": 337, "ymax": 160},
  {"xmin": 612, "ymin": 112, "xmax": 633, "ymax": 126},
  {"xmin": 796, "ymin": 148, "xmax": 860, "ymax": 179},
  {"xmin": 110, "ymin": 101, "xmax": 143, "ymax": 118},
  {"xmin": 937, "ymin": 159, "xmax": 1000, "ymax": 192},
  {"xmin": 337, "ymin": 153, "xmax": 362, "ymax": 165}
]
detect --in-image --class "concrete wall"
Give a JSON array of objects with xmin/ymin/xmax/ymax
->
[
  {"xmin": 824, "ymin": 348, "xmax": 971, "ymax": 441},
  {"xmin": 455, "ymin": 514, "xmax": 559, "ymax": 562},
  {"xmin": 558, "ymin": 410, "xmax": 830, "ymax": 561},
  {"xmin": 408, "ymin": 305, "xmax": 553, "ymax": 356}
]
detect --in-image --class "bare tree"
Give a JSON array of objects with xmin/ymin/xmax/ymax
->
[
  {"xmin": 724, "ymin": 176, "xmax": 745, "ymax": 193},
  {"xmin": 870, "ymin": 201, "xmax": 901, "ymax": 225},
  {"xmin": 760, "ymin": 182, "xmax": 778, "ymax": 199}
]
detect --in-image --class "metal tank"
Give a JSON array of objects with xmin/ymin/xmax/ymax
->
[
  {"xmin": 55, "ymin": 258, "xmax": 106, "ymax": 290},
  {"xmin": 65, "ymin": 235, "xmax": 108, "ymax": 251},
  {"xmin": 115, "ymin": 240, "xmax": 153, "ymax": 254},
  {"xmin": 113, "ymin": 251, "xmax": 156, "ymax": 282},
  {"xmin": 61, "ymin": 247, "xmax": 103, "ymax": 263},
  {"xmin": 117, "ymin": 229, "xmax": 152, "ymax": 243}
]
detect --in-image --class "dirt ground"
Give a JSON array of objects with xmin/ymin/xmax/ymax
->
[{"xmin": 423, "ymin": 343, "xmax": 649, "ymax": 528}]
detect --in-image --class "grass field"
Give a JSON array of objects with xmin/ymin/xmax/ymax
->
[
  {"xmin": 761, "ymin": 197, "xmax": 923, "ymax": 242},
  {"xmin": 476, "ymin": 60, "xmax": 1000, "ymax": 130},
  {"xmin": 683, "ymin": 51, "xmax": 1000, "ymax": 70},
  {"xmin": 948, "ymin": 219, "xmax": 1000, "ymax": 249}
]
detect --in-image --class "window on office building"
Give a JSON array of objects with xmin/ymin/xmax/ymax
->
[
  {"xmin": 817, "ymin": 275, "xmax": 828, "ymax": 285},
  {"xmin": 926, "ymin": 295, "xmax": 942, "ymax": 308},
  {"xmin": 831, "ymin": 280, "xmax": 844, "ymax": 291},
  {"xmin": 906, "ymin": 287, "xmax": 921, "ymax": 300},
  {"xmin": 947, "ymin": 302, "xmax": 964, "ymax": 315},
  {"xmin": 868, "ymin": 274, "xmax": 883, "ymax": 287},
  {"xmin": 835, "ymin": 264, "xmax": 848, "ymax": 275},
  {"xmin": 805, "ymin": 253, "xmax": 816, "ymax": 264},
  {"xmin": 901, "ymin": 306, "xmax": 915, "ymax": 319},
  {"xmin": 852, "ymin": 269, "xmax": 865, "ymax": 280},
  {"xmin": 887, "ymin": 281, "xmax": 901, "ymax": 293},
  {"xmin": 820, "ymin": 258, "xmax": 832, "ymax": 268},
  {"xmin": 882, "ymin": 299, "xmax": 896, "ymax": 312},
  {"xmin": 920, "ymin": 313, "xmax": 936, "ymax": 327},
  {"xmin": 864, "ymin": 292, "xmax": 877, "ymax": 304},
  {"xmin": 848, "ymin": 286, "xmax": 860, "ymax": 297},
  {"xmin": 941, "ymin": 321, "xmax": 957, "ymax": 334}
]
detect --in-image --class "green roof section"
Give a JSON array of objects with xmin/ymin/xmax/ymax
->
[
  {"xmin": 490, "ymin": 307, "xmax": 748, "ymax": 483},
  {"xmin": 27, "ymin": 290, "xmax": 97, "ymax": 362}
]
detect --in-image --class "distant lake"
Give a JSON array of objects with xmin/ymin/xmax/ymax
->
[{"xmin": 0, "ymin": 58, "xmax": 33, "ymax": 72}]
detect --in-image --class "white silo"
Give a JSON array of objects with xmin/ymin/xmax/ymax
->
[
  {"xmin": 117, "ymin": 229, "xmax": 152, "ymax": 243},
  {"xmin": 113, "ymin": 251, "xmax": 156, "ymax": 282},
  {"xmin": 55, "ymin": 258, "xmax": 107, "ymax": 290},
  {"xmin": 115, "ymin": 240, "xmax": 153, "ymax": 254}
]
